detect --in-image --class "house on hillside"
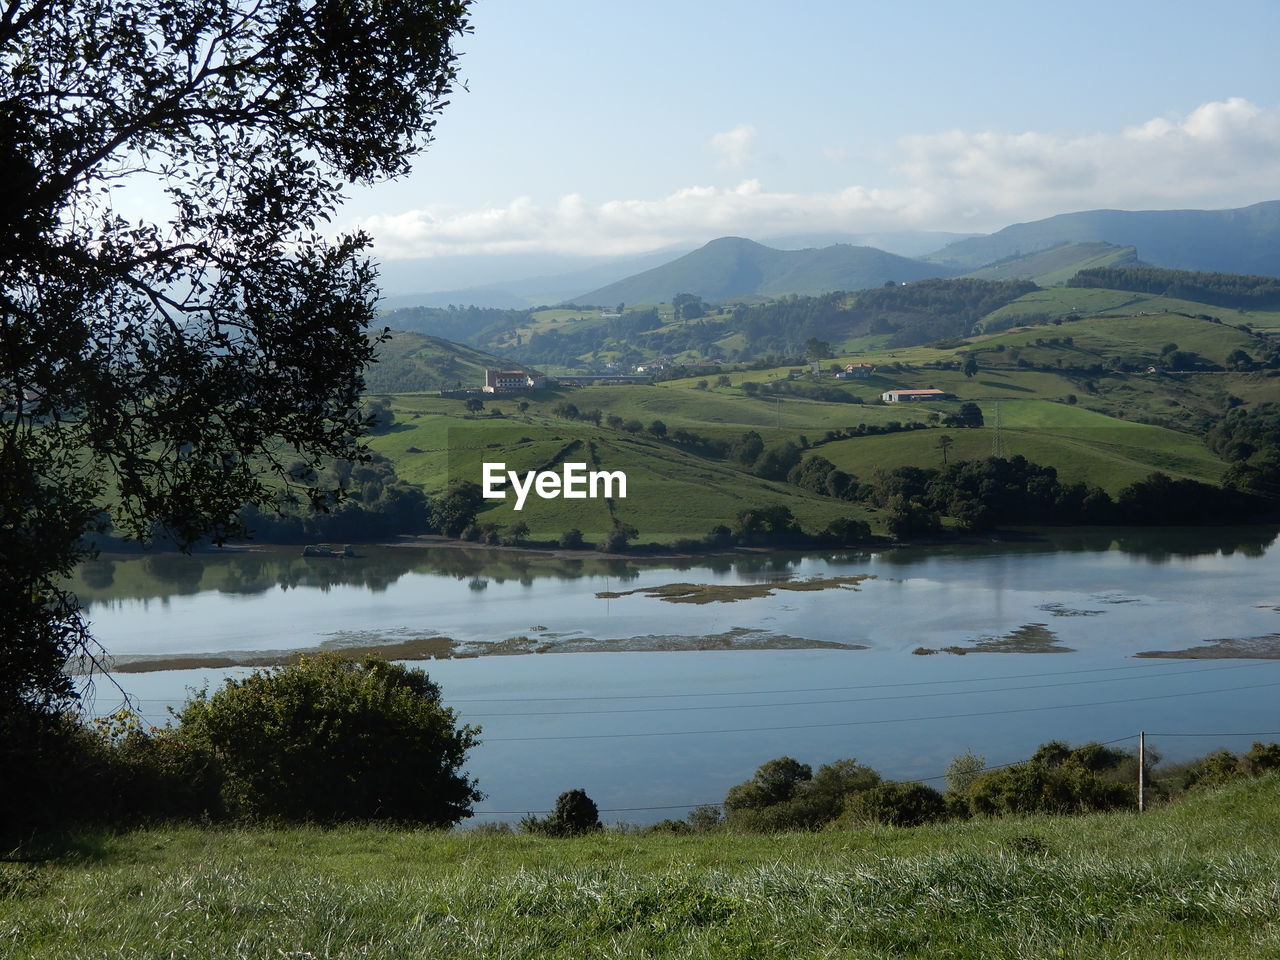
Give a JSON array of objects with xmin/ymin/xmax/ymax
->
[
  {"xmin": 837, "ymin": 363, "xmax": 875, "ymax": 379},
  {"xmin": 482, "ymin": 369, "xmax": 552, "ymax": 393},
  {"xmin": 880, "ymin": 388, "xmax": 953, "ymax": 403}
]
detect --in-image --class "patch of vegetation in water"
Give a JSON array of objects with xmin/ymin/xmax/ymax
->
[
  {"xmin": 596, "ymin": 574, "xmax": 875, "ymax": 604},
  {"xmin": 536, "ymin": 627, "xmax": 865, "ymax": 654},
  {"xmin": 1135, "ymin": 633, "xmax": 1280, "ymax": 659},
  {"xmin": 947, "ymin": 623, "xmax": 1073, "ymax": 654},
  {"xmin": 84, "ymin": 633, "xmax": 459, "ymax": 674},
  {"xmin": 1038, "ymin": 602, "xmax": 1104, "ymax": 617},
  {"xmin": 1090, "ymin": 594, "xmax": 1142, "ymax": 605},
  {"xmin": 80, "ymin": 624, "xmax": 866, "ymax": 673}
]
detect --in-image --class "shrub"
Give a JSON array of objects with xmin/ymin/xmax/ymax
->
[
  {"xmin": 841, "ymin": 781, "xmax": 947, "ymax": 827},
  {"xmin": 597, "ymin": 522, "xmax": 638, "ymax": 553},
  {"xmin": 176, "ymin": 654, "xmax": 482, "ymax": 824},
  {"xmin": 1, "ymin": 707, "xmax": 115, "ymax": 840},
  {"xmin": 723, "ymin": 757, "xmax": 880, "ymax": 831},
  {"xmin": 1176, "ymin": 749, "xmax": 1242, "ymax": 790},
  {"xmin": 108, "ymin": 721, "xmax": 223, "ymax": 821},
  {"xmin": 724, "ymin": 757, "xmax": 811, "ymax": 811},
  {"xmin": 966, "ymin": 740, "xmax": 1132, "ymax": 816},
  {"xmin": 522, "ymin": 788, "xmax": 602, "ymax": 836},
  {"xmin": 558, "ymin": 528, "xmax": 585, "ymax": 549},
  {"xmin": 685, "ymin": 804, "xmax": 723, "ymax": 832},
  {"xmin": 822, "ymin": 517, "xmax": 872, "ymax": 545},
  {"xmin": 1243, "ymin": 741, "xmax": 1280, "ymax": 775}
]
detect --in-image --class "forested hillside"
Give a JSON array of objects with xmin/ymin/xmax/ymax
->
[{"xmin": 1068, "ymin": 266, "xmax": 1280, "ymax": 309}]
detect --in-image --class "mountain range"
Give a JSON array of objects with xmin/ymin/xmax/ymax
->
[
  {"xmin": 926, "ymin": 200, "xmax": 1280, "ymax": 275},
  {"xmin": 569, "ymin": 238, "xmax": 952, "ymax": 305},
  {"xmin": 374, "ymin": 200, "xmax": 1280, "ymax": 310}
]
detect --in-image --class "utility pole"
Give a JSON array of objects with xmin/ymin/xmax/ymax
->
[{"xmin": 1138, "ymin": 730, "xmax": 1146, "ymax": 812}]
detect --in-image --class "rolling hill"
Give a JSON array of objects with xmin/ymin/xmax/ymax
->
[
  {"xmin": 353, "ymin": 267, "xmax": 1280, "ymax": 546},
  {"xmin": 962, "ymin": 242, "xmax": 1140, "ymax": 285},
  {"xmin": 571, "ymin": 237, "xmax": 955, "ymax": 305},
  {"xmin": 926, "ymin": 200, "xmax": 1280, "ymax": 275},
  {"xmin": 364, "ymin": 330, "xmax": 516, "ymax": 394}
]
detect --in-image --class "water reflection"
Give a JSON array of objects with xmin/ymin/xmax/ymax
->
[
  {"xmin": 872, "ymin": 526, "xmax": 1278, "ymax": 566},
  {"xmin": 73, "ymin": 525, "xmax": 1279, "ymax": 608}
]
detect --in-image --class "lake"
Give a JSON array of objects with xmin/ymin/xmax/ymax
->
[{"xmin": 72, "ymin": 526, "xmax": 1280, "ymax": 824}]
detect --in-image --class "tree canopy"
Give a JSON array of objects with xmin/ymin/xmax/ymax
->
[
  {"xmin": 0, "ymin": 0, "xmax": 473, "ymax": 717},
  {"xmin": 177, "ymin": 654, "xmax": 482, "ymax": 823}
]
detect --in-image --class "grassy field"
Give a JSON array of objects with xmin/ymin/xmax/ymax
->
[
  {"xmin": 351, "ymin": 289, "xmax": 1280, "ymax": 541},
  {"xmin": 364, "ymin": 332, "xmax": 516, "ymax": 394},
  {"xmin": 962, "ymin": 242, "xmax": 1137, "ymax": 286},
  {"xmin": 818, "ymin": 419, "xmax": 1224, "ymax": 491},
  {"xmin": 977, "ymin": 312, "xmax": 1259, "ymax": 367},
  {"xmin": 366, "ymin": 357, "xmax": 1239, "ymax": 538},
  {"xmin": 6, "ymin": 773, "xmax": 1280, "ymax": 959},
  {"xmin": 979, "ymin": 286, "xmax": 1280, "ymax": 331},
  {"xmin": 367, "ymin": 396, "xmax": 869, "ymax": 542}
]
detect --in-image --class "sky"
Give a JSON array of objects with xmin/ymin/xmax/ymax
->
[{"xmin": 342, "ymin": 0, "xmax": 1280, "ymax": 262}]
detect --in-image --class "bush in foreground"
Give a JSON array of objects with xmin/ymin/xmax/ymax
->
[{"xmin": 177, "ymin": 654, "xmax": 482, "ymax": 824}]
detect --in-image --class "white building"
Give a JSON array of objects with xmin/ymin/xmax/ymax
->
[{"xmin": 880, "ymin": 388, "xmax": 952, "ymax": 403}]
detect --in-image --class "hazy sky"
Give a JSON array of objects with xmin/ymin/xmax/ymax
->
[{"xmin": 339, "ymin": 0, "xmax": 1280, "ymax": 260}]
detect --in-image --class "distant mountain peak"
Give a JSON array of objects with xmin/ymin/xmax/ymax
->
[
  {"xmin": 927, "ymin": 200, "xmax": 1280, "ymax": 276},
  {"xmin": 570, "ymin": 237, "xmax": 956, "ymax": 305}
]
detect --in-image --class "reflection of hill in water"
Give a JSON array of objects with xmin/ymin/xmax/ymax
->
[
  {"xmin": 873, "ymin": 526, "xmax": 1279, "ymax": 567},
  {"xmin": 71, "ymin": 526, "xmax": 1279, "ymax": 605}
]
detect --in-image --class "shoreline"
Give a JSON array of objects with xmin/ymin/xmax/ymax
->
[{"xmin": 93, "ymin": 519, "xmax": 1280, "ymax": 564}]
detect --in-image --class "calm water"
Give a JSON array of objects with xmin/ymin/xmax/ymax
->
[{"xmin": 74, "ymin": 527, "xmax": 1280, "ymax": 824}]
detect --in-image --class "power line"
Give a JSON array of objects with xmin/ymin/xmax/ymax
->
[
  {"xmin": 476, "ymin": 729, "xmax": 1280, "ymax": 816},
  {"xmin": 439, "ymin": 659, "xmax": 1254, "ymax": 704},
  {"xmin": 83, "ymin": 659, "xmax": 1252, "ymax": 708},
  {"xmin": 484, "ymin": 677, "xmax": 1280, "ymax": 742},
  {"xmin": 476, "ymin": 734, "xmax": 1150, "ymax": 815},
  {"xmin": 1146, "ymin": 730, "xmax": 1280, "ymax": 738},
  {"xmin": 463, "ymin": 662, "xmax": 1270, "ymax": 718}
]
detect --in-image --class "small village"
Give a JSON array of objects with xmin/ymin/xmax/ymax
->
[{"xmin": 463, "ymin": 362, "xmax": 952, "ymax": 404}]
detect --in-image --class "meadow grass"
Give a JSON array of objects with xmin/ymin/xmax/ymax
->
[
  {"xmin": 5, "ymin": 773, "xmax": 1279, "ymax": 959},
  {"xmin": 368, "ymin": 402, "xmax": 869, "ymax": 541},
  {"xmin": 818, "ymin": 422, "xmax": 1223, "ymax": 492}
]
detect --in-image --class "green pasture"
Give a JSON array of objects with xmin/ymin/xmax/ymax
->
[
  {"xmin": 817, "ymin": 398, "xmax": 1224, "ymax": 491},
  {"xmin": 6, "ymin": 773, "xmax": 1280, "ymax": 959}
]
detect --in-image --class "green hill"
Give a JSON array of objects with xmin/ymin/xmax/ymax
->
[
  {"xmin": 9, "ymin": 773, "xmax": 1280, "ymax": 959},
  {"xmin": 364, "ymin": 330, "xmax": 517, "ymax": 394},
  {"xmin": 571, "ymin": 237, "xmax": 954, "ymax": 305},
  {"xmin": 368, "ymin": 395, "xmax": 867, "ymax": 542},
  {"xmin": 926, "ymin": 200, "xmax": 1280, "ymax": 275},
  {"xmin": 977, "ymin": 286, "xmax": 1280, "ymax": 333},
  {"xmin": 962, "ymin": 241, "xmax": 1139, "ymax": 285},
  {"xmin": 348, "ymin": 281, "xmax": 1280, "ymax": 542}
]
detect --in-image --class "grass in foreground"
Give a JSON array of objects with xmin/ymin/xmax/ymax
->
[{"xmin": 4, "ymin": 773, "xmax": 1279, "ymax": 959}]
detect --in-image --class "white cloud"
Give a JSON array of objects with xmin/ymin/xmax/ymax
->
[
  {"xmin": 709, "ymin": 124, "xmax": 757, "ymax": 170},
  {"xmin": 356, "ymin": 99, "xmax": 1280, "ymax": 259},
  {"xmin": 895, "ymin": 97, "xmax": 1280, "ymax": 220},
  {"xmin": 358, "ymin": 180, "xmax": 921, "ymax": 259}
]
